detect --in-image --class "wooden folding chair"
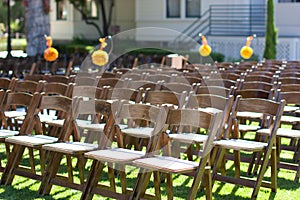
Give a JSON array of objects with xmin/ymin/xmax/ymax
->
[
  {"xmin": 142, "ymin": 89, "xmax": 187, "ymax": 109},
  {"xmin": 212, "ymin": 97, "xmax": 285, "ymax": 199},
  {"xmin": 0, "ymin": 90, "xmax": 38, "ymax": 171},
  {"xmin": 3, "ymin": 79, "xmax": 44, "ymax": 130},
  {"xmin": 127, "ymin": 80, "xmax": 161, "ymax": 91},
  {"xmin": 257, "ymin": 91, "xmax": 300, "ymax": 182},
  {"xmin": 130, "ymin": 108, "xmax": 223, "ymax": 200},
  {"xmin": 38, "ymin": 97, "xmax": 115, "ymax": 195},
  {"xmin": 160, "ymin": 82, "xmax": 195, "ymax": 94},
  {"xmin": 0, "ymin": 93, "xmax": 74, "ymax": 185},
  {"xmin": 0, "ymin": 77, "xmax": 14, "ymax": 91},
  {"xmin": 80, "ymin": 102, "xmax": 168, "ymax": 200},
  {"xmin": 195, "ymin": 85, "xmax": 235, "ymax": 97}
]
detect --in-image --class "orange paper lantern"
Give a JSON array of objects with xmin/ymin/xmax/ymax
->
[
  {"xmin": 44, "ymin": 36, "xmax": 59, "ymax": 62},
  {"xmin": 199, "ymin": 36, "xmax": 211, "ymax": 57},
  {"xmin": 240, "ymin": 36, "xmax": 253, "ymax": 59},
  {"xmin": 92, "ymin": 37, "xmax": 109, "ymax": 66}
]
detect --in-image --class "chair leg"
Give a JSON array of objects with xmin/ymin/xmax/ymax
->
[
  {"xmin": 0, "ymin": 144, "xmax": 25, "ymax": 185},
  {"xmin": 77, "ymin": 155, "xmax": 86, "ymax": 185},
  {"xmin": 204, "ymin": 167, "xmax": 212, "ymax": 200},
  {"xmin": 130, "ymin": 169, "xmax": 152, "ymax": 200},
  {"xmin": 188, "ymin": 155, "xmax": 209, "ymax": 200},
  {"xmin": 233, "ymin": 150, "xmax": 240, "ymax": 178},
  {"xmin": 29, "ymin": 148, "xmax": 36, "ymax": 174},
  {"xmin": 66, "ymin": 155, "xmax": 74, "ymax": 183},
  {"xmin": 39, "ymin": 152, "xmax": 63, "ymax": 195},
  {"xmin": 251, "ymin": 147, "xmax": 273, "ymax": 199},
  {"xmin": 107, "ymin": 164, "xmax": 116, "ymax": 192},
  {"xmin": 212, "ymin": 148, "xmax": 227, "ymax": 185},
  {"xmin": 166, "ymin": 173, "xmax": 173, "ymax": 200},
  {"xmin": 153, "ymin": 171, "xmax": 162, "ymax": 200},
  {"xmin": 80, "ymin": 160, "xmax": 105, "ymax": 200},
  {"xmin": 270, "ymin": 147, "xmax": 277, "ymax": 192}
]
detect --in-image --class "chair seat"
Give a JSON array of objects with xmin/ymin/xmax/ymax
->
[
  {"xmin": 284, "ymin": 105, "xmax": 299, "ymax": 113},
  {"xmin": 0, "ymin": 129, "xmax": 19, "ymax": 138},
  {"xmin": 198, "ymin": 107, "xmax": 222, "ymax": 114},
  {"xmin": 214, "ymin": 139, "xmax": 267, "ymax": 151},
  {"xmin": 6, "ymin": 135, "xmax": 58, "ymax": 147},
  {"xmin": 237, "ymin": 111, "xmax": 263, "ymax": 119},
  {"xmin": 42, "ymin": 142, "xmax": 98, "ymax": 154},
  {"xmin": 238, "ymin": 124, "xmax": 261, "ymax": 132},
  {"xmin": 46, "ymin": 119, "xmax": 65, "ymax": 127},
  {"xmin": 121, "ymin": 127, "xmax": 154, "ymax": 138},
  {"xmin": 78, "ymin": 123, "xmax": 105, "ymax": 132},
  {"xmin": 4, "ymin": 111, "xmax": 27, "ymax": 118},
  {"xmin": 38, "ymin": 114, "xmax": 58, "ymax": 123},
  {"xmin": 169, "ymin": 133, "xmax": 208, "ymax": 144},
  {"xmin": 133, "ymin": 156, "xmax": 199, "ymax": 173},
  {"xmin": 281, "ymin": 115, "xmax": 300, "ymax": 124},
  {"xmin": 257, "ymin": 128, "xmax": 300, "ymax": 138},
  {"xmin": 84, "ymin": 148, "xmax": 145, "ymax": 163}
]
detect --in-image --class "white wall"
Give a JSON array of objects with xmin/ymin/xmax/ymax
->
[
  {"xmin": 275, "ymin": 3, "xmax": 300, "ymax": 37},
  {"xmin": 50, "ymin": 1, "xmax": 74, "ymax": 40}
]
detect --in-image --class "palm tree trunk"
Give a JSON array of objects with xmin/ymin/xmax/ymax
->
[{"xmin": 25, "ymin": 0, "xmax": 50, "ymax": 58}]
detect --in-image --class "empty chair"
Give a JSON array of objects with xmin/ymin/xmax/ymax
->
[
  {"xmin": 80, "ymin": 102, "xmax": 168, "ymax": 199},
  {"xmin": 278, "ymin": 77, "xmax": 300, "ymax": 85},
  {"xmin": 257, "ymin": 91, "xmax": 300, "ymax": 182},
  {"xmin": 144, "ymin": 74, "xmax": 171, "ymax": 83},
  {"xmin": 38, "ymin": 97, "xmax": 115, "ymax": 196},
  {"xmin": 127, "ymin": 80, "xmax": 160, "ymax": 91},
  {"xmin": 142, "ymin": 89, "xmax": 187, "ymax": 109},
  {"xmin": 1, "ymin": 93, "xmax": 74, "ymax": 185},
  {"xmin": 160, "ymin": 82, "xmax": 194, "ymax": 94},
  {"xmin": 97, "ymin": 77, "xmax": 124, "ymax": 88},
  {"xmin": 130, "ymin": 108, "xmax": 223, "ymax": 199},
  {"xmin": 195, "ymin": 85, "xmax": 235, "ymax": 97},
  {"xmin": 0, "ymin": 77, "xmax": 14, "ymax": 91},
  {"xmin": 212, "ymin": 97, "xmax": 285, "ymax": 199},
  {"xmin": 205, "ymin": 78, "xmax": 239, "ymax": 90},
  {"xmin": 0, "ymin": 90, "xmax": 37, "ymax": 171}
]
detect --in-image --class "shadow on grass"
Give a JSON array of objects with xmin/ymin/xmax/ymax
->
[{"xmin": 0, "ymin": 184, "xmax": 73, "ymax": 200}]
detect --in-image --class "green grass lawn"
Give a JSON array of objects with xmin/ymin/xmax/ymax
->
[{"xmin": 0, "ymin": 38, "xmax": 27, "ymax": 52}]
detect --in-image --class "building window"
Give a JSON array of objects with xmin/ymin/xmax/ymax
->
[
  {"xmin": 186, "ymin": 0, "xmax": 200, "ymax": 18},
  {"xmin": 57, "ymin": 0, "xmax": 67, "ymax": 20},
  {"xmin": 85, "ymin": 0, "xmax": 99, "ymax": 19},
  {"xmin": 167, "ymin": 0, "xmax": 181, "ymax": 18}
]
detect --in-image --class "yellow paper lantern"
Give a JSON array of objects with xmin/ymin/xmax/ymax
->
[
  {"xmin": 92, "ymin": 50, "xmax": 109, "ymax": 66},
  {"xmin": 92, "ymin": 37, "xmax": 109, "ymax": 66},
  {"xmin": 199, "ymin": 36, "xmax": 211, "ymax": 57},
  {"xmin": 44, "ymin": 36, "xmax": 59, "ymax": 62},
  {"xmin": 240, "ymin": 36, "xmax": 253, "ymax": 59}
]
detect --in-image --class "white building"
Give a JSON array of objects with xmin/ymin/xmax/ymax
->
[{"xmin": 49, "ymin": 0, "xmax": 300, "ymax": 60}]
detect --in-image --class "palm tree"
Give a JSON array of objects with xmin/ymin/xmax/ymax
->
[{"xmin": 24, "ymin": 0, "xmax": 50, "ymax": 58}]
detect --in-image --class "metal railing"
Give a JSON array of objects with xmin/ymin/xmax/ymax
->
[{"xmin": 172, "ymin": 4, "xmax": 266, "ymax": 45}]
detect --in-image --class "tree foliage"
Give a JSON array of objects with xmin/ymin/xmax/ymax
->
[
  {"xmin": 65, "ymin": 0, "xmax": 114, "ymax": 37},
  {"xmin": 263, "ymin": 0, "xmax": 278, "ymax": 59}
]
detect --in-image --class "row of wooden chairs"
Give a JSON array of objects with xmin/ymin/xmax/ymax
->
[{"xmin": 0, "ymin": 76, "xmax": 296, "ymax": 198}]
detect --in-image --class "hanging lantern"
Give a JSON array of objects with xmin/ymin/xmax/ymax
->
[
  {"xmin": 240, "ymin": 36, "xmax": 253, "ymax": 59},
  {"xmin": 92, "ymin": 37, "xmax": 109, "ymax": 66},
  {"xmin": 199, "ymin": 36, "xmax": 211, "ymax": 57},
  {"xmin": 44, "ymin": 36, "xmax": 59, "ymax": 62}
]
